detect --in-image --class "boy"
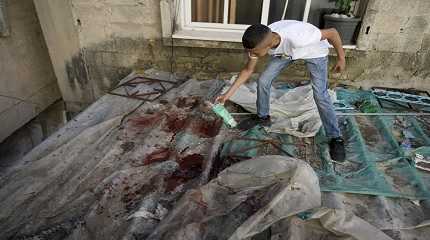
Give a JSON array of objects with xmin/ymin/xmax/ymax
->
[{"xmin": 216, "ymin": 20, "xmax": 346, "ymax": 162}]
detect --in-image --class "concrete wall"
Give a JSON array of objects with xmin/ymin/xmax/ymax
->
[
  {"xmin": 33, "ymin": 0, "xmax": 92, "ymax": 113},
  {"xmin": 0, "ymin": 0, "xmax": 60, "ymax": 143},
  {"xmin": 348, "ymin": 0, "xmax": 430, "ymax": 89},
  {"xmin": 0, "ymin": 100, "xmax": 66, "ymax": 171},
  {"xmin": 34, "ymin": 0, "xmax": 430, "ymax": 113}
]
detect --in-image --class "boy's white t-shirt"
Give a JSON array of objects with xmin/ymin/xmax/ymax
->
[{"xmin": 268, "ymin": 20, "xmax": 330, "ymax": 60}]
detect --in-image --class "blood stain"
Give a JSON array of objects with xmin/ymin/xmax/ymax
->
[
  {"xmin": 144, "ymin": 148, "xmax": 171, "ymax": 165},
  {"xmin": 164, "ymin": 111, "xmax": 188, "ymax": 133},
  {"xmin": 178, "ymin": 154, "xmax": 204, "ymax": 171},
  {"xmin": 130, "ymin": 113, "xmax": 163, "ymax": 128},
  {"xmin": 191, "ymin": 118, "xmax": 222, "ymax": 138},
  {"xmin": 164, "ymin": 154, "xmax": 205, "ymax": 193}
]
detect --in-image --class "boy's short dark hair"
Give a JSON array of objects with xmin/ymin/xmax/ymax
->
[{"xmin": 242, "ymin": 24, "xmax": 271, "ymax": 49}]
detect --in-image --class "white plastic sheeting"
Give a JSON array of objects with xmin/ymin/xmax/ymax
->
[
  {"xmin": 147, "ymin": 155, "xmax": 395, "ymax": 240},
  {"xmin": 0, "ymin": 71, "xmax": 429, "ymax": 240},
  {"xmin": 148, "ymin": 155, "xmax": 321, "ymax": 239},
  {"xmin": 224, "ymin": 77, "xmax": 337, "ymax": 137}
]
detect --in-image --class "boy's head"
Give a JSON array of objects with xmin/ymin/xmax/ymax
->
[{"xmin": 242, "ymin": 24, "xmax": 273, "ymax": 57}]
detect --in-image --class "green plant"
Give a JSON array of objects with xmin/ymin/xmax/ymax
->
[{"xmin": 335, "ymin": 0, "xmax": 353, "ymax": 14}]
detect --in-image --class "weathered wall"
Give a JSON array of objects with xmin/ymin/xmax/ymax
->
[
  {"xmin": 0, "ymin": 100, "xmax": 66, "ymax": 170},
  {"xmin": 346, "ymin": 0, "xmax": 430, "ymax": 89},
  {"xmin": 34, "ymin": 0, "xmax": 430, "ymax": 113},
  {"xmin": 72, "ymin": 0, "xmax": 168, "ymax": 99},
  {"xmin": 33, "ymin": 0, "xmax": 93, "ymax": 112},
  {"xmin": 0, "ymin": 0, "xmax": 60, "ymax": 143}
]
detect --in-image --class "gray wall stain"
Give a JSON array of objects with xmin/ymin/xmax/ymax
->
[{"xmin": 65, "ymin": 52, "xmax": 89, "ymax": 90}]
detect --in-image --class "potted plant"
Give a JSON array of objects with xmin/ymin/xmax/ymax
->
[{"xmin": 323, "ymin": 0, "xmax": 361, "ymax": 45}]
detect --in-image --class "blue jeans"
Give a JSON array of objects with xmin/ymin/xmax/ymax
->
[{"xmin": 257, "ymin": 56, "xmax": 341, "ymax": 138}]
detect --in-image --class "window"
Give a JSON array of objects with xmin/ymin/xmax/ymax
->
[
  {"xmin": 173, "ymin": 0, "xmax": 365, "ymax": 45},
  {"xmin": 0, "ymin": 0, "xmax": 9, "ymax": 37},
  {"xmin": 179, "ymin": 0, "xmax": 311, "ymax": 31}
]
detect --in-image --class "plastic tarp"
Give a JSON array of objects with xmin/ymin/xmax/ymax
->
[
  {"xmin": 0, "ymin": 71, "xmax": 225, "ymax": 239},
  {"xmin": 146, "ymin": 155, "xmax": 394, "ymax": 240},
  {"xmin": 221, "ymin": 86, "xmax": 430, "ymax": 200},
  {"xmin": 0, "ymin": 71, "xmax": 429, "ymax": 240},
  {"xmin": 223, "ymin": 77, "xmax": 336, "ymax": 137}
]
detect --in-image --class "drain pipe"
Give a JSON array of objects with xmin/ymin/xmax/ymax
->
[{"xmin": 0, "ymin": 0, "xmax": 10, "ymax": 37}]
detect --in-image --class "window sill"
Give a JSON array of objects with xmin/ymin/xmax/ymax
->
[
  {"xmin": 165, "ymin": 30, "xmax": 359, "ymax": 54},
  {"xmin": 173, "ymin": 29, "xmax": 243, "ymax": 43},
  {"xmin": 164, "ymin": 29, "xmax": 244, "ymax": 49}
]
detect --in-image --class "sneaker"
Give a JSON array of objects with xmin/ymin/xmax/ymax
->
[
  {"xmin": 237, "ymin": 115, "xmax": 272, "ymax": 131},
  {"xmin": 329, "ymin": 137, "xmax": 346, "ymax": 162},
  {"xmin": 256, "ymin": 115, "xmax": 272, "ymax": 127}
]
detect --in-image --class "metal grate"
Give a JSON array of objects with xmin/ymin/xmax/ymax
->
[{"xmin": 108, "ymin": 75, "xmax": 184, "ymax": 102}]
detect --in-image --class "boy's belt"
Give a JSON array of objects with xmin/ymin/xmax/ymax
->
[{"xmin": 273, "ymin": 53, "xmax": 292, "ymax": 60}]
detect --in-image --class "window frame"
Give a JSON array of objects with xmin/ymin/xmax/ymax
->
[
  {"xmin": 171, "ymin": 0, "xmax": 357, "ymax": 49},
  {"xmin": 0, "ymin": 0, "xmax": 10, "ymax": 37},
  {"xmin": 173, "ymin": 0, "xmax": 313, "ymax": 42}
]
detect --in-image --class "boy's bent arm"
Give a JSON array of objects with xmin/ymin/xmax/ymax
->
[
  {"xmin": 217, "ymin": 57, "xmax": 258, "ymax": 103},
  {"xmin": 320, "ymin": 28, "xmax": 346, "ymax": 72}
]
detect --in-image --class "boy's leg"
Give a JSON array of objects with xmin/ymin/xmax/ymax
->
[
  {"xmin": 305, "ymin": 56, "xmax": 341, "ymax": 138},
  {"xmin": 305, "ymin": 56, "xmax": 345, "ymax": 161},
  {"xmin": 257, "ymin": 56, "xmax": 292, "ymax": 117}
]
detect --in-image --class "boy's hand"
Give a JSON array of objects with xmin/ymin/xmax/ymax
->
[
  {"xmin": 333, "ymin": 58, "xmax": 346, "ymax": 73},
  {"xmin": 215, "ymin": 94, "xmax": 229, "ymax": 104}
]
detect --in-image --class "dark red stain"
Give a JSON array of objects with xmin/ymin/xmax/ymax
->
[
  {"xmin": 178, "ymin": 154, "xmax": 204, "ymax": 170},
  {"xmin": 176, "ymin": 96, "xmax": 200, "ymax": 109},
  {"xmin": 165, "ymin": 176, "xmax": 187, "ymax": 192},
  {"xmin": 164, "ymin": 154, "xmax": 204, "ymax": 193},
  {"xmin": 164, "ymin": 111, "xmax": 188, "ymax": 133},
  {"xmin": 130, "ymin": 113, "xmax": 163, "ymax": 128},
  {"xmin": 144, "ymin": 148, "xmax": 171, "ymax": 165},
  {"xmin": 190, "ymin": 118, "xmax": 223, "ymax": 138},
  {"xmin": 121, "ymin": 182, "xmax": 157, "ymax": 212}
]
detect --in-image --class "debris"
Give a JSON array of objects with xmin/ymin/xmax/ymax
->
[
  {"xmin": 414, "ymin": 153, "xmax": 430, "ymax": 172},
  {"xmin": 372, "ymin": 88, "xmax": 430, "ymax": 107},
  {"xmin": 128, "ymin": 203, "xmax": 168, "ymax": 221},
  {"xmin": 401, "ymin": 138, "xmax": 412, "ymax": 152},
  {"xmin": 333, "ymin": 100, "xmax": 355, "ymax": 110},
  {"xmin": 108, "ymin": 74, "xmax": 185, "ymax": 101},
  {"xmin": 337, "ymin": 112, "xmax": 430, "ymax": 116},
  {"xmin": 354, "ymin": 99, "xmax": 378, "ymax": 113}
]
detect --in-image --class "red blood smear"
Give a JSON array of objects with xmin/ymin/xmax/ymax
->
[
  {"xmin": 144, "ymin": 148, "xmax": 171, "ymax": 165},
  {"xmin": 164, "ymin": 154, "xmax": 204, "ymax": 192},
  {"xmin": 165, "ymin": 111, "xmax": 188, "ymax": 133},
  {"xmin": 131, "ymin": 113, "xmax": 163, "ymax": 128},
  {"xmin": 191, "ymin": 118, "xmax": 223, "ymax": 138},
  {"xmin": 165, "ymin": 176, "xmax": 187, "ymax": 192},
  {"xmin": 178, "ymin": 154, "xmax": 204, "ymax": 170}
]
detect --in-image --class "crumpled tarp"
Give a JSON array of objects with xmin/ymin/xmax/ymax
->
[
  {"xmin": 223, "ymin": 76, "xmax": 336, "ymax": 137},
  {"xmin": 0, "ymin": 71, "xmax": 429, "ymax": 240},
  {"xmin": 146, "ymin": 155, "xmax": 394, "ymax": 240},
  {"xmin": 147, "ymin": 155, "xmax": 321, "ymax": 240},
  {"xmin": 221, "ymin": 85, "xmax": 430, "ymax": 200}
]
